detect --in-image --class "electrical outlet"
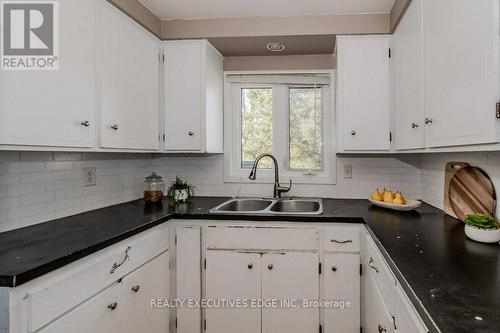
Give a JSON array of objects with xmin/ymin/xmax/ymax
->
[
  {"xmin": 344, "ymin": 164, "xmax": 353, "ymax": 179},
  {"xmin": 83, "ymin": 167, "xmax": 96, "ymax": 186}
]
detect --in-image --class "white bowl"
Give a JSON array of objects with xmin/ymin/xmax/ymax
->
[
  {"xmin": 368, "ymin": 198, "xmax": 422, "ymax": 211},
  {"xmin": 464, "ymin": 225, "xmax": 500, "ymax": 243}
]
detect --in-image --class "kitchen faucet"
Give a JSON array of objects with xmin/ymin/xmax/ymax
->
[{"xmin": 248, "ymin": 153, "xmax": 292, "ymax": 198}]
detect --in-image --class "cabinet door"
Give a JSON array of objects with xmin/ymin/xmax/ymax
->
[
  {"xmin": 164, "ymin": 41, "xmax": 203, "ymax": 151},
  {"xmin": 38, "ymin": 282, "xmax": 123, "ymax": 333},
  {"xmin": 122, "ymin": 251, "xmax": 169, "ymax": 333},
  {"xmin": 262, "ymin": 253, "xmax": 319, "ymax": 333},
  {"xmin": 205, "ymin": 251, "xmax": 261, "ymax": 333},
  {"xmin": 337, "ymin": 36, "xmax": 392, "ymax": 151},
  {"xmin": 362, "ymin": 267, "xmax": 394, "ymax": 333},
  {"xmin": 99, "ymin": 2, "xmax": 160, "ymax": 150},
  {"xmin": 424, "ymin": 0, "xmax": 500, "ymax": 147},
  {"xmin": 394, "ymin": 0, "xmax": 425, "ymax": 150},
  {"xmin": 0, "ymin": 0, "xmax": 96, "ymax": 148},
  {"xmin": 323, "ymin": 254, "xmax": 360, "ymax": 333},
  {"xmin": 176, "ymin": 226, "xmax": 202, "ymax": 333}
]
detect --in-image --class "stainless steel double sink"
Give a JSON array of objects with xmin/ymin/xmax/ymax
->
[{"xmin": 209, "ymin": 198, "xmax": 323, "ymax": 215}]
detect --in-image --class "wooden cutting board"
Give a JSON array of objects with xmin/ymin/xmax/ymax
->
[{"xmin": 444, "ymin": 162, "xmax": 497, "ymax": 221}]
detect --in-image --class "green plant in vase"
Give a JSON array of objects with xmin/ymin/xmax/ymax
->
[{"xmin": 167, "ymin": 176, "xmax": 195, "ymax": 205}]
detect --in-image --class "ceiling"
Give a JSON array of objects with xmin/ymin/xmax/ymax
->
[
  {"xmin": 208, "ymin": 35, "xmax": 336, "ymax": 56},
  {"xmin": 140, "ymin": 0, "xmax": 396, "ymax": 21}
]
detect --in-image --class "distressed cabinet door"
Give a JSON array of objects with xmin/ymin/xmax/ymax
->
[
  {"xmin": 323, "ymin": 254, "xmax": 360, "ymax": 333},
  {"xmin": 0, "ymin": 0, "xmax": 96, "ymax": 148},
  {"xmin": 262, "ymin": 253, "xmax": 320, "ymax": 333},
  {"xmin": 205, "ymin": 251, "xmax": 262, "ymax": 333},
  {"xmin": 99, "ymin": 1, "xmax": 160, "ymax": 150},
  {"xmin": 122, "ymin": 252, "xmax": 169, "ymax": 333}
]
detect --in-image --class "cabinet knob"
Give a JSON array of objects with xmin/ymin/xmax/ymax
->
[
  {"xmin": 411, "ymin": 122, "xmax": 419, "ymax": 129},
  {"xmin": 111, "ymin": 124, "xmax": 119, "ymax": 130},
  {"xmin": 188, "ymin": 131, "xmax": 194, "ymax": 136},
  {"xmin": 267, "ymin": 264, "xmax": 273, "ymax": 270},
  {"xmin": 108, "ymin": 302, "xmax": 118, "ymax": 310},
  {"xmin": 378, "ymin": 324, "xmax": 387, "ymax": 333},
  {"xmin": 425, "ymin": 118, "xmax": 433, "ymax": 125},
  {"xmin": 80, "ymin": 120, "xmax": 90, "ymax": 127},
  {"xmin": 131, "ymin": 285, "xmax": 140, "ymax": 293},
  {"xmin": 351, "ymin": 130, "xmax": 356, "ymax": 136},
  {"xmin": 332, "ymin": 266, "xmax": 338, "ymax": 272},
  {"xmin": 248, "ymin": 263, "xmax": 253, "ymax": 270}
]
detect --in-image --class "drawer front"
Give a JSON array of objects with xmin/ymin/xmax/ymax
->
[
  {"xmin": 37, "ymin": 281, "xmax": 123, "ymax": 333},
  {"xmin": 362, "ymin": 234, "xmax": 397, "ymax": 312},
  {"xmin": 323, "ymin": 228, "xmax": 360, "ymax": 252},
  {"xmin": 28, "ymin": 224, "xmax": 168, "ymax": 332},
  {"xmin": 206, "ymin": 226, "xmax": 320, "ymax": 251}
]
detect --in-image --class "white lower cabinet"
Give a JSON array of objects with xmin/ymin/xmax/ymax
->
[
  {"xmin": 122, "ymin": 253, "xmax": 170, "ymax": 333},
  {"xmin": 362, "ymin": 266, "xmax": 395, "ymax": 333},
  {"xmin": 262, "ymin": 253, "xmax": 319, "ymax": 333},
  {"xmin": 205, "ymin": 250, "xmax": 319, "ymax": 333},
  {"xmin": 38, "ymin": 281, "xmax": 123, "ymax": 333},
  {"xmin": 323, "ymin": 254, "xmax": 360, "ymax": 333},
  {"xmin": 39, "ymin": 251, "xmax": 169, "ymax": 333},
  {"xmin": 205, "ymin": 251, "xmax": 262, "ymax": 333}
]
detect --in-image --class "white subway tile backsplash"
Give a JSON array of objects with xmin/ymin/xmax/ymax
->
[
  {"xmin": 8, "ymin": 203, "xmax": 46, "ymax": 220},
  {"xmin": 0, "ymin": 151, "xmax": 423, "ymax": 233},
  {"xmin": 45, "ymin": 161, "xmax": 74, "ymax": 171},
  {"xmin": 20, "ymin": 172, "xmax": 53, "ymax": 184},
  {"xmin": 6, "ymin": 162, "xmax": 45, "ymax": 173}
]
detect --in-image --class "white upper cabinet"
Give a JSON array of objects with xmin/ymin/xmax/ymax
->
[
  {"xmin": 336, "ymin": 35, "xmax": 392, "ymax": 152},
  {"xmin": 394, "ymin": 0, "xmax": 425, "ymax": 150},
  {"xmin": 99, "ymin": 1, "xmax": 160, "ymax": 150},
  {"xmin": 0, "ymin": 0, "xmax": 97, "ymax": 148},
  {"xmin": 423, "ymin": 0, "xmax": 500, "ymax": 148},
  {"xmin": 163, "ymin": 40, "xmax": 224, "ymax": 153}
]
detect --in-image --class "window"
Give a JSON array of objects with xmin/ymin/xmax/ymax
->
[
  {"xmin": 225, "ymin": 72, "xmax": 335, "ymax": 184},
  {"xmin": 241, "ymin": 88, "xmax": 273, "ymax": 169},
  {"xmin": 289, "ymin": 87, "xmax": 322, "ymax": 170}
]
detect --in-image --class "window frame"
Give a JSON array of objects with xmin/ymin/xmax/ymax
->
[{"xmin": 224, "ymin": 70, "xmax": 337, "ymax": 185}]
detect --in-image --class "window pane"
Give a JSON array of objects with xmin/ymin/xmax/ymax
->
[
  {"xmin": 289, "ymin": 87, "xmax": 322, "ymax": 170},
  {"xmin": 241, "ymin": 88, "xmax": 273, "ymax": 169}
]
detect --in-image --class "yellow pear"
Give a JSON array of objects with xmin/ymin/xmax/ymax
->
[
  {"xmin": 393, "ymin": 192, "xmax": 406, "ymax": 205},
  {"xmin": 371, "ymin": 188, "xmax": 383, "ymax": 201},
  {"xmin": 383, "ymin": 190, "xmax": 394, "ymax": 203}
]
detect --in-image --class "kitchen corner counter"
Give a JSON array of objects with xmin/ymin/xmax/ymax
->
[{"xmin": 0, "ymin": 197, "xmax": 499, "ymax": 332}]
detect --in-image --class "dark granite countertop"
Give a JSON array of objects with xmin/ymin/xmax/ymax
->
[{"xmin": 0, "ymin": 196, "xmax": 499, "ymax": 333}]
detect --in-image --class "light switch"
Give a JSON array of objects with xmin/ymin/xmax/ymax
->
[
  {"xmin": 83, "ymin": 167, "xmax": 96, "ymax": 186},
  {"xmin": 344, "ymin": 165, "xmax": 352, "ymax": 179}
]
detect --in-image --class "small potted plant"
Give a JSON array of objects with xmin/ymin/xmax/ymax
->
[
  {"xmin": 464, "ymin": 213, "xmax": 500, "ymax": 243},
  {"xmin": 167, "ymin": 176, "xmax": 195, "ymax": 205}
]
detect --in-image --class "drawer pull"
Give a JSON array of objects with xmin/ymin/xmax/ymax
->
[
  {"xmin": 268, "ymin": 264, "xmax": 273, "ymax": 270},
  {"xmin": 331, "ymin": 266, "xmax": 338, "ymax": 272},
  {"xmin": 108, "ymin": 302, "xmax": 118, "ymax": 311},
  {"xmin": 110, "ymin": 246, "xmax": 131, "ymax": 274},
  {"xmin": 331, "ymin": 239, "xmax": 353, "ymax": 244},
  {"xmin": 248, "ymin": 263, "xmax": 253, "ymax": 270},
  {"xmin": 369, "ymin": 257, "xmax": 379, "ymax": 273},
  {"xmin": 131, "ymin": 285, "xmax": 140, "ymax": 293},
  {"xmin": 378, "ymin": 324, "xmax": 387, "ymax": 332}
]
